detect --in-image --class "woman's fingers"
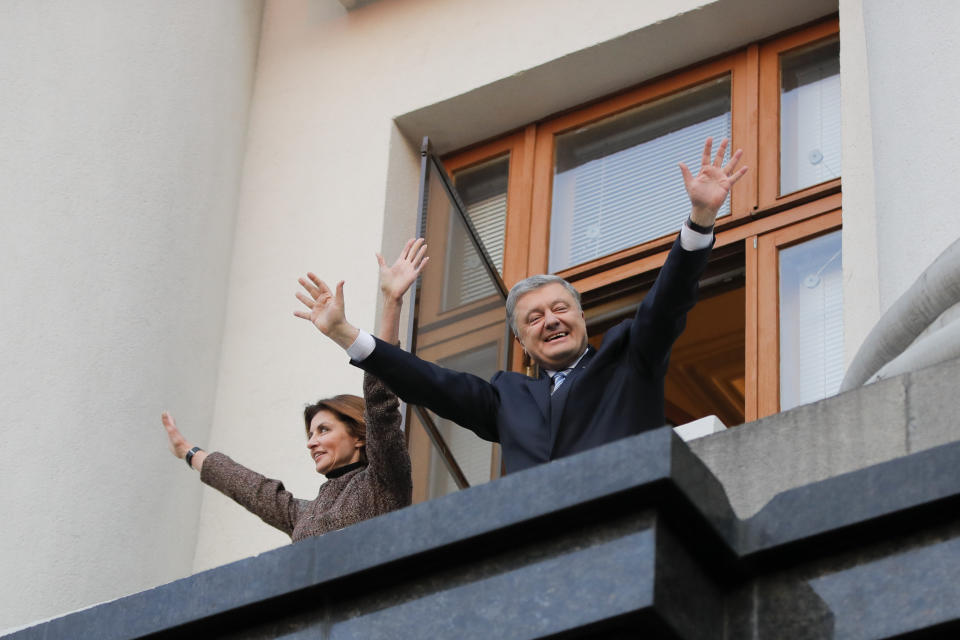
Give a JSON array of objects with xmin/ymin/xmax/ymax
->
[
  {"xmin": 412, "ymin": 241, "xmax": 428, "ymax": 268},
  {"xmin": 400, "ymin": 237, "xmax": 416, "ymax": 260},
  {"xmin": 162, "ymin": 411, "xmax": 188, "ymax": 457}
]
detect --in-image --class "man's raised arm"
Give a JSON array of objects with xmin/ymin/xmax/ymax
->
[
  {"xmin": 294, "ymin": 240, "xmax": 500, "ymax": 442},
  {"xmin": 630, "ymin": 137, "xmax": 748, "ymax": 371}
]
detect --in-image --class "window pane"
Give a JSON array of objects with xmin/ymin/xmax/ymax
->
[
  {"xmin": 426, "ymin": 343, "xmax": 499, "ymax": 498},
  {"xmin": 779, "ymin": 230, "xmax": 843, "ymax": 411},
  {"xmin": 442, "ymin": 156, "xmax": 508, "ymax": 310},
  {"xmin": 780, "ymin": 38, "xmax": 841, "ymax": 195},
  {"xmin": 412, "ymin": 153, "xmax": 509, "ymax": 500},
  {"xmin": 550, "ymin": 76, "xmax": 731, "ymax": 272}
]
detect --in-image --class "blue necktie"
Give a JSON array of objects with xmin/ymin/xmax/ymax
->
[{"xmin": 551, "ymin": 370, "xmax": 568, "ymax": 395}]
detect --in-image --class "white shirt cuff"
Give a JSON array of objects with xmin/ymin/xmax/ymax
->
[
  {"xmin": 679, "ymin": 223, "xmax": 714, "ymax": 251},
  {"xmin": 345, "ymin": 330, "xmax": 376, "ymax": 362}
]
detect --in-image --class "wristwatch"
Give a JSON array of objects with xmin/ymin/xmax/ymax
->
[{"xmin": 185, "ymin": 446, "xmax": 203, "ymax": 470}]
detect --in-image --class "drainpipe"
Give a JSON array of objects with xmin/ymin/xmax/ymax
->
[{"xmin": 840, "ymin": 236, "xmax": 960, "ymax": 391}]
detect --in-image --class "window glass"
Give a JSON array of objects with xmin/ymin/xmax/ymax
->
[
  {"xmin": 426, "ymin": 344, "xmax": 499, "ymax": 498},
  {"xmin": 550, "ymin": 76, "xmax": 731, "ymax": 272},
  {"xmin": 780, "ymin": 38, "xmax": 841, "ymax": 195},
  {"xmin": 443, "ymin": 156, "xmax": 509, "ymax": 310},
  {"xmin": 411, "ymin": 151, "xmax": 509, "ymax": 500},
  {"xmin": 779, "ymin": 230, "xmax": 843, "ymax": 410}
]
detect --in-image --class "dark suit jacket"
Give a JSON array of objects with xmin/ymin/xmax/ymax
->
[{"xmin": 352, "ymin": 236, "xmax": 712, "ymax": 474}]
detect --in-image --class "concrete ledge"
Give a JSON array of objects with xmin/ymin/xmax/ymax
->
[
  {"xmin": 10, "ymin": 406, "xmax": 960, "ymax": 638},
  {"xmin": 689, "ymin": 355, "xmax": 960, "ymax": 518}
]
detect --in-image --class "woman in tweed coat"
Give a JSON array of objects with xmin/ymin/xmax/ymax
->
[{"xmin": 161, "ymin": 239, "xmax": 427, "ymax": 541}]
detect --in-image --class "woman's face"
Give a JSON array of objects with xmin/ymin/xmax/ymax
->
[{"xmin": 306, "ymin": 409, "xmax": 364, "ymax": 475}]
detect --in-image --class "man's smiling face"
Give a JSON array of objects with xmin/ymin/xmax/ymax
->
[{"xmin": 513, "ymin": 282, "xmax": 588, "ymax": 371}]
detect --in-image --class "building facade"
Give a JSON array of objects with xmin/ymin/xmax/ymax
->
[{"xmin": 2, "ymin": 0, "xmax": 959, "ymax": 632}]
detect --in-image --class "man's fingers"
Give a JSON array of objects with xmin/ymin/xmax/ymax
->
[
  {"xmin": 295, "ymin": 291, "xmax": 316, "ymax": 309},
  {"xmin": 713, "ymin": 138, "xmax": 729, "ymax": 167},
  {"xmin": 678, "ymin": 162, "xmax": 693, "ymax": 185},
  {"xmin": 308, "ymin": 273, "xmax": 333, "ymax": 296},
  {"xmin": 335, "ymin": 280, "xmax": 345, "ymax": 305},
  {"xmin": 298, "ymin": 277, "xmax": 320, "ymax": 299},
  {"xmin": 723, "ymin": 148, "xmax": 744, "ymax": 175},
  {"xmin": 728, "ymin": 166, "xmax": 749, "ymax": 186},
  {"xmin": 701, "ymin": 137, "xmax": 713, "ymax": 170},
  {"xmin": 416, "ymin": 255, "xmax": 430, "ymax": 274},
  {"xmin": 376, "ymin": 252, "xmax": 386, "ymax": 268},
  {"xmin": 293, "ymin": 310, "xmax": 313, "ymax": 320}
]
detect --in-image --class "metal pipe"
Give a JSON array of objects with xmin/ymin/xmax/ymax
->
[
  {"xmin": 866, "ymin": 316, "xmax": 960, "ymax": 384},
  {"xmin": 841, "ymin": 236, "xmax": 960, "ymax": 391}
]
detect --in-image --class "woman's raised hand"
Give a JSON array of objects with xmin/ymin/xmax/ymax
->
[
  {"xmin": 378, "ymin": 238, "xmax": 429, "ymax": 302},
  {"xmin": 162, "ymin": 411, "xmax": 191, "ymax": 459}
]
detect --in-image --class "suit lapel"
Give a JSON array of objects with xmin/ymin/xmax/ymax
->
[
  {"xmin": 547, "ymin": 347, "xmax": 595, "ymax": 455},
  {"xmin": 526, "ymin": 373, "xmax": 551, "ymax": 424}
]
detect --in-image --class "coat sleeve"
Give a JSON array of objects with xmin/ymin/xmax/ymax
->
[
  {"xmin": 351, "ymin": 338, "xmax": 501, "ymax": 442},
  {"xmin": 628, "ymin": 235, "xmax": 713, "ymax": 375},
  {"xmin": 361, "ymin": 372, "xmax": 413, "ymax": 507},
  {"xmin": 200, "ymin": 452, "xmax": 304, "ymax": 538}
]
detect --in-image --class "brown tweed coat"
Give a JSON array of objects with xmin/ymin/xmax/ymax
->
[{"xmin": 200, "ymin": 373, "xmax": 412, "ymax": 541}]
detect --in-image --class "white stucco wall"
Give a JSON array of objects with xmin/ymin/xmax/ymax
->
[
  {"xmin": 838, "ymin": 0, "xmax": 880, "ymax": 363},
  {"xmin": 837, "ymin": 0, "xmax": 960, "ymax": 366},
  {"xmin": 194, "ymin": 0, "xmax": 839, "ymax": 571},
  {"xmin": 0, "ymin": 0, "xmax": 261, "ymax": 631},
  {"xmin": 862, "ymin": 0, "xmax": 960, "ymax": 309}
]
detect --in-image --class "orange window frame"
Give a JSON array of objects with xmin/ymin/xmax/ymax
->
[
  {"xmin": 757, "ymin": 17, "xmax": 841, "ymax": 213},
  {"xmin": 748, "ymin": 208, "xmax": 843, "ymax": 419},
  {"xmin": 528, "ymin": 48, "xmax": 758, "ymax": 290}
]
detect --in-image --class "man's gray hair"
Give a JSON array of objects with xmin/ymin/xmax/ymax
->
[{"xmin": 505, "ymin": 274, "xmax": 582, "ymax": 337}]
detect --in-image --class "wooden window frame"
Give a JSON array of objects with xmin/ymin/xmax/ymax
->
[
  {"xmin": 528, "ymin": 48, "xmax": 758, "ymax": 287},
  {"xmin": 443, "ymin": 127, "xmax": 537, "ymax": 374},
  {"xmin": 749, "ymin": 207, "xmax": 842, "ymax": 419},
  {"xmin": 758, "ymin": 17, "xmax": 841, "ymax": 213}
]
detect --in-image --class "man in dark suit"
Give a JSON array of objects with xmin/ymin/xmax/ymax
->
[{"xmin": 296, "ymin": 138, "xmax": 747, "ymax": 474}]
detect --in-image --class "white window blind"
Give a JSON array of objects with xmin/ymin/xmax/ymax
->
[
  {"xmin": 549, "ymin": 77, "xmax": 731, "ymax": 273},
  {"xmin": 780, "ymin": 38, "xmax": 841, "ymax": 195},
  {"xmin": 442, "ymin": 193, "xmax": 506, "ymax": 309},
  {"xmin": 779, "ymin": 230, "xmax": 844, "ymax": 411},
  {"xmin": 443, "ymin": 157, "xmax": 508, "ymax": 310}
]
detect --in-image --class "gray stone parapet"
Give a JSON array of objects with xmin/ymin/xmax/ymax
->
[
  {"xmin": 690, "ymin": 355, "xmax": 960, "ymax": 518},
  {"xmin": 8, "ymin": 358, "xmax": 960, "ymax": 639}
]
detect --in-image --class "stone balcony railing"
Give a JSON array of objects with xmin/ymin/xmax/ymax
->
[{"xmin": 7, "ymin": 357, "xmax": 960, "ymax": 639}]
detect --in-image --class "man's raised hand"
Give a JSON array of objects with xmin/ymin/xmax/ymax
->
[
  {"xmin": 679, "ymin": 137, "xmax": 748, "ymax": 227},
  {"xmin": 295, "ymin": 275, "xmax": 359, "ymax": 348}
]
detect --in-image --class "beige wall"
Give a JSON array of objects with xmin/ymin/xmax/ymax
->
[
  {"xmin": 0, "ymin": 0, "xmax": 262, "ymax": 632},
  {"xmin": 839, "ymin": 0, "xmax": 960, "ymax": 365}
]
